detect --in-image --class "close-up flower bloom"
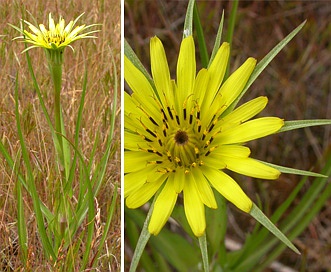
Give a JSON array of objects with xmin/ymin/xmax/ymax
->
[
  {"xmin": 125, "ymin": 35, "xmax": 284, "ymax": 237},
  {"xmin": 11, "ymin": 12, "xmax": 99, "ymax": 53}
]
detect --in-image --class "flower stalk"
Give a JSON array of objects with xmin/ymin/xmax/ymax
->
[{"xmin": 45, "ymin": 49, "xmax": 65, "ymax": 164}]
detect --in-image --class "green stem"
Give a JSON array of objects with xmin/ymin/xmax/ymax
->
[
  {"xmin": 199, "ymin": 233, "xmax": 209, "ymax": 272},
  {"xmin": 53, "ymin": 64, "xmax": 63, "ymax": 145},
  {"xmin": 45, "ymin": 49, "xmax": 64, "ymax": 158}
]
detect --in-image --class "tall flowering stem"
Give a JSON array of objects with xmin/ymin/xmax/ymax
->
[
  {"xmin": 11, "ymin": 12, "xmax": 99, "ymax": 170},
  {"xmin": 46, "ymin": 49, "xmax": 65, "ymax": 164},
  {"xmin": 9, "ymin": 12, "xmax": 101, "ymax": 264}
]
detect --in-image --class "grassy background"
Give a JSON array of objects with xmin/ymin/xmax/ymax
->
[
  {"xmin": 124, "ymin": 1, "xmax": 331, "ymax": 271},
  {"xmin": 0, "ymin": 0, "xmax": 121, "ymax": 270}
]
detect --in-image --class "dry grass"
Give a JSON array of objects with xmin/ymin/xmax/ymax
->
[
  {"xmin": 0, "ymin": 0, "xmax": 121, "ymax": 270},
  {"xmin": 124, "ymin": 1, "xmax": 331, "ymax": 271}
]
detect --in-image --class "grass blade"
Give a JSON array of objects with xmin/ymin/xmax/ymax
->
[
  {"xmin": 193, "ymin": 3, "xmax": 208, "ymax": 68},
  {"xmin": 14, "ymin": 74, "xmax": 56, "ymax": 260},
  {"xmin": 224, "ymin": 20, "xmax": 306, "ymax": 115}
]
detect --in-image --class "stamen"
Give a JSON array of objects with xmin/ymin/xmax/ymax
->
[
  {"xmin": 149, "ymin": 116, "xmax": 159, "ymax": 126},
  {"xmin": 161, "ymin": 108, "xmax": 168, "ymax": 121},
  {"xmin": 189, "ymin": 114, "xmax": 193, "ymax": 124},
  {"xmin": 146, "ymin": 128, "xmax": 157, "ymax": 138},
  {"xmin": 143, "ymin": 136, "xmax": 153, "ymax": 142},
  {"xmin": 208, "ymin": 123, "xmax": 215, "ymax": 132},
  {"xmin": 167, "ymin": 106, "xmax": 174, "ymax": 120},
  {"xmin": 197, "ymin": 110, "xmax": 200, "ymax": 120},
  {"xmin": 176, "ymin": 115, "xmax": 180, "ymax": 125}
]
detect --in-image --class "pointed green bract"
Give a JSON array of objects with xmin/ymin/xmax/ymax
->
[
  {"xmin": 223, "ymin": 20, "xmax": 306, "ymax": 115},
  {"xmin": 183, "ymin": 0, "xmax": 195, "ymax": 38},
  {"xmin": 250, "ymin": 203, "xmax": 300, "ymax": 254},
  {"xmin": 279, "ymin": 120, "xmax": 331, "ymax": 133},
  {"xmin": 260, "ymin": 160, "xmax": 327, "ymax": 177}
]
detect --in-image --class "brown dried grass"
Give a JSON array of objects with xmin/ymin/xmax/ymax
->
[{"xmin": 0, "ymin": 0, "xmax": 121, "ymax": 270}]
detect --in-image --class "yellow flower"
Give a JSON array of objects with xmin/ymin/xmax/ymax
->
[
  {"xmin": 11, "ymin": 13, "xmax": 98, "ymax": 52},
  {"xmin": 125, "ymin": 36, "xmax": 284, "ymax": 237}
]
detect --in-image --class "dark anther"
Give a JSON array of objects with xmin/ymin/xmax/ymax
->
[
  {"xmin": 167, "ymin": 106, "xmax": 174, "ymax": 120},
  {"xmin": 189, "ymin": 114, "xmax": 193, "ymax": 124},
  {"xmin": 146, "ymin": 129, "xmax": 157, "ymax": 138},
  {"xmin": 176, "ymin": 115, "xmax": 180, "ymax": 125},
  {"xmin": 161, "ymin": 109, "xmax": 168, "ymax": 121},
  {"xmin": 149, "ymin": 117, "xmax": 159, "ymax": 126}
]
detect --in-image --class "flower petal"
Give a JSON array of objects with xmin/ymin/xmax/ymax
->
[
  {"xmin": 219, "ymin": 57, "xmax": 257, "ymax": 113},
  {"xmin": 173, "ymin": 169, "xmax": 185, "ymax": 193},
  {"xmin": 124, "ymin": 131, "xmax": 150, "ymax": 151},
  {"xmin": 203, "ymin": 145, "xmax": 250, "ymax": 169},
  {"xmin": 176, "ymin": 36, "xmax": 196, "ymax": 110},
  {"xmin": 223, "ymin": 157, "xmax": 281, "ymax": 179},
  {"xmin": 124, "ymin": 56, "xmax": 161, "ymax": 119},
  {"xmin": 202, "ymin": 42, "xmax": 229, "ymax": 108},
  {"xmin": 217, "ymin": 117, "xmax": 284, "ymax": 144},
  {"xmin": 221, "ymin": 96, "xmax": 268, "ymax": 125},
  {"xmin": 150, "ymin": 36, "xmax": 173, "ymax": 107},
  {"xmin": 124, "ymin": 151, "xmax": 161, "ymax": 173},
  {"xmin": 191, "ymin": 167, "xmax": 217, "ymax": 209},
  {"xmin": 126, "ymin": 174, "xmax": 168, "ymax": 208},
  {"xmin": 183, "ymin": 174, "xmax": 206, "ymax": 236},
  {"xmin": 211, "ymin": 145, "xmax": 251, "ymax": 157},
  {"xmin": 202, "ymin": 166, "xmax": 252, "ymax": 213},
  {"xmin": 193, "ymin": 68, "xmax": 210, "ymax": 109},
  {"xmin": 124, "ymin": 165, "xmax": 158, "ymax": 197},
  {"xmin": 149, "ymin": 178, "xmax": 178, "ymax": 235}
]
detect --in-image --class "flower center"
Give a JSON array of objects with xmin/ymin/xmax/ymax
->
[
  {"xmin": 44, "ymin": 31, "xmax": 66, "ymax": 46},
  {"xmin": 174, "ymin": 130, "xmax": 188, "ymax": 145},
  {"xmin": 137, "ymin": 96, "xmax": 221, "ymax": 172},
  {"xmin": 166, "ymin": 127, "xmax": 198, "ymax": 168}
]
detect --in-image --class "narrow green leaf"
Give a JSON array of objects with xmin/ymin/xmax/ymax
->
[
  {"xmin": 279, "ymin": 119, "xmax": 331, "ymax": 133},
  {"xmin": 126, "ymin": 209, "xmax": 156, "ymax": 271},
  {"xmin": 109, "ymin": 50, "xmax": 118, "ymax": 142},
  {"xmin": 259, "ymin": 160, "xmax": 327, "ymax": 177},
  {"xmin": 0, "ymin": 141, "xmax": 53, "ymax": 222},
  {"xmin": 129, "ymin": 195, "xmax": 159, "ymax": 272},
  {"xmin": 198, "ymin": 233, "xmax": 209, "ymax": 272},
  {"xmin": 193, "ymin": 3, "xmax": 209, "ymax": 68},
  {"xmin": 242, "ymin": 155, "xmax": 331, "ymax": 271},
  {"xmin": 124, "ymin": 39, "xmax": 153, "ymax": 85},
  {"xmin": 81, "ymin": 150, "xmax": 96, "ymax": 269},
  {"xmin": 16, "ymin": 158, "xmax": 28, "ymax": 265},
  {"xmin": 249, "ymin": 203, "xmax": 300, "ymax": 255},
  {"xmin": 183, "ymin": 0, "xmax": 195, "ymax": 38},
  {"xmin": 225, "ymin": 20, "xmax": 306, "ymax": 115},
  {"xmin": 15, "ymin": 74, "xmax": 56, "ymax": 260},
  {"xmin": 208, "ymin": 10, "xmax": 224, "ymax": 68}
]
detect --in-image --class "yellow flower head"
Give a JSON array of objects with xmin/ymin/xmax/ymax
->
[
  {"xmin": 125, "ymin": 36, "xmax": 284, "ymax": 237},
  {"xmin": 11, "ymin": 12, "xmax": 99, "ymax": 52}
]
